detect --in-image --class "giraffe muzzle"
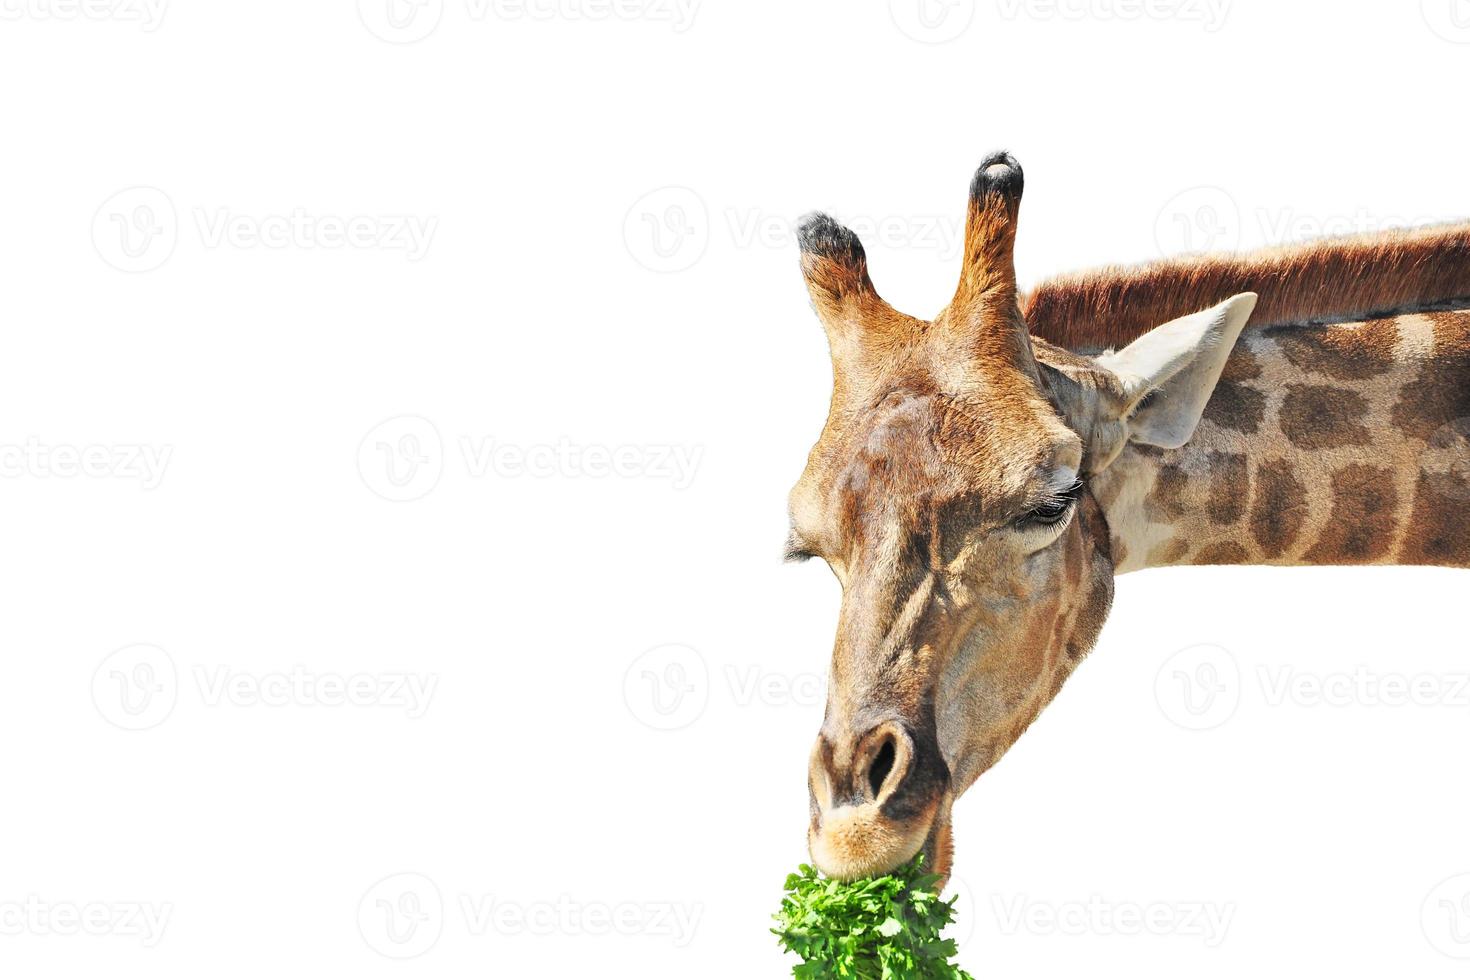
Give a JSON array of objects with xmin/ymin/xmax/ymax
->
[{"xmin": 807, "ymin": 718, "xmax": 953, "ymax": 882}]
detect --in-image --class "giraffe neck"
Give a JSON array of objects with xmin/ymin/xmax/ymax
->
[{"xmin": 1092, "ymin": 305, "xmax": 1470, "ymax": 572}]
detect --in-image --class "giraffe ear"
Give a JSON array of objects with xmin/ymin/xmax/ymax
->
[{"xmin": 1094, "ymin": 293, "xmax": 1258, "ymax": 449}]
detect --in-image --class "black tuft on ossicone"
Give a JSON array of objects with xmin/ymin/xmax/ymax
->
[
  {"xmin": 797, "ymin": 212, "xmax": 866, "ymax": 263},
  {"xmin": 968, "ymin": 150, "xmax": 1024, "ymax": 206}
]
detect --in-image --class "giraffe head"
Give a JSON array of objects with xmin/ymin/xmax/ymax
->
[{"xmin": 790, "ymin": 152, "xmax": 1257, "ymax": 883}]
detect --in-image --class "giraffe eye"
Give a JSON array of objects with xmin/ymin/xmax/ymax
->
[
  {"xmin": 1017, "ymin": 480, "xmax": 1083, "ymax": 529},
  {"xmin": 784, "ymin": 544, "xmax": 816, "ymax": 563},
  {"xmin": 783, "ymin": 530, "xmax": 817, "ymax": 563}
]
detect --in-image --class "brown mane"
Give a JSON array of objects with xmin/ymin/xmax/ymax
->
[{"xmin": 1022, "ymin": 222, "xmax": 1470, "ymax": 352}]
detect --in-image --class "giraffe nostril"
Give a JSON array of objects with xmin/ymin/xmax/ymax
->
[{"xmin": 867, "ymin": 737, "xmax": 896, "ymax": 798}]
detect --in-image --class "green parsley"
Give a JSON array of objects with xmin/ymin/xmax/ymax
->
[{"xmin": 772, "ymin": 856, "xmax": 974, "ymax": 979}]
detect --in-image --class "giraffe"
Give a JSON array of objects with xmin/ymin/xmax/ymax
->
[{"xmin": 786, "ymin": 151, "xmax": 1470, "ymax": 885}]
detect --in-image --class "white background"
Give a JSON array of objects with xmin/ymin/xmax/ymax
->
[{"xmin": 2, "ymin": 1, "xmax": 1468, "ymax": 976}]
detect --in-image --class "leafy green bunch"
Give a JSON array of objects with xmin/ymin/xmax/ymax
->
[{"xmin": 772, "ymin": 856, "xmax": 974, "ymax": 979}]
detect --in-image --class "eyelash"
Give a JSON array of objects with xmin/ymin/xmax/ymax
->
[
  {"xmin": 784, "ymin": 542, "xmax": 816, "ymax": 563},
  {"xmin": 1018, "ymin": 480, "xmax": 1084, "ymax": 529}
]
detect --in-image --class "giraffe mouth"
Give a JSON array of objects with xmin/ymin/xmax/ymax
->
[
  {"xmin": 920, "ymin": 805, "xmax": 955, "ymax": 888},
  {"xmin": 807, "ymin": 720, "xmax": 954, "ymax": 882}
]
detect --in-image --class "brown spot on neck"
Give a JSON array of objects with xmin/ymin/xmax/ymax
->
[
  {"xmin": 1279, "ymin": 385, "xmax": 1372, "ymax": 450},
  {"xmin": 1390, "ymin": 310, "xmax": 1470, "ymax": 440},
  {"xmin": 1262, "ymin": 317, "xmax": 1400, "ymax": 380},
  {"xmin": 1398, "ymin": 470, "xmax": 1470, "ymax": 566},
  {"xmin": 1303, "ymin": 464, "xmax": 1400, "ymax": 563},
  {"xmin": 1194, "ymin": 541, "xmax": 1250, "ymax": 565},
  {"xmin": 1249, "ymin": 460, "xmax": 1307, "ymax": 559}
]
